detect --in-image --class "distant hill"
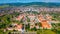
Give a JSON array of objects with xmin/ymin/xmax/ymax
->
[{"xmin": 0, "ymin": 2, "xmax": 60, "ymax": 7}]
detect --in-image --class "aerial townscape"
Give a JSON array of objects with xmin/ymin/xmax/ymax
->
[{"xmin": 0, "ymin": 2, "xmax": 60, "ymax": 34}]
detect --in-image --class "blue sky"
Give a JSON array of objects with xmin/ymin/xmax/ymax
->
[{"xmin": 0, "ymin": 0, "xmax": 60, "ymax": 3}]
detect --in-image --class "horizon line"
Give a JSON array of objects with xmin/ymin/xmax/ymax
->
[{"xmin": 0, "ymin": 2, "xmax": 60, "ymax": 4}]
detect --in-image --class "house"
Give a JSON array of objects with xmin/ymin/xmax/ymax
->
[
  {"xmin": 30, "ymin": 22, "xmax": 35, "ymax": 29},
  {"xmin": 35, "ymin": 25, "xmax": 40, "ymax": 29},
  {"xmin": 41, "ymin": 20, "xmax": 52, "ymax": 29},
  {"xmin": 28, "ymin": 14, "xmax": 36, "ymax": 22},
  {"xmin": 38, "ymin": 14, "xmax": 52, "ymax": 29},
  {"xmin": 46, "ymin": 14, "xmax": 52, "ymax": 21},
  {"xmin": 16, "ymin": 14, "xmax": 24, "ymax": 21}
]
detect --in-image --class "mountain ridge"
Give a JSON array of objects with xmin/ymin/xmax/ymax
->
[{"xmin": 0, "ymin": 2, "xmax": 60, "ymax": 7}]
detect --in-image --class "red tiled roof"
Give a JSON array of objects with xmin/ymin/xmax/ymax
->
[{"xmin": 38, "ymin": 16, "xmax": 51, "ymax": 29}]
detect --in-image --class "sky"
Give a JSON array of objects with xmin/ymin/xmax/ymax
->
[{"xmin": 0, "ymin": 0, "xmax": 60, "ymax": 3}]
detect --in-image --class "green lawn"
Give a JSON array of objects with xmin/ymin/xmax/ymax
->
[{"xmin": 37, "ymin": 29, "xmax": 56, "ymax": 34}]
